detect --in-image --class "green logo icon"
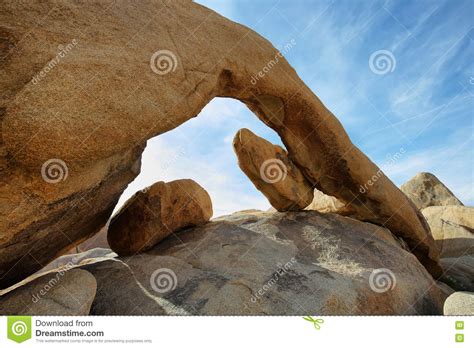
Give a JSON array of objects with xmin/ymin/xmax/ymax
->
[
  {"xmin": 303, "ymin": 316, "xmax": 324, "ymax": 330},
  {"xmin": 455, "ymin": 333, "xmax": 464, "ymax": 343},
  {"xmin": 456, "ymin": 321, "xmax": 464, "ymax": 330},
  {"xmin": 7, "ymin": 316, "xmax": 32, "ymax": 343}
]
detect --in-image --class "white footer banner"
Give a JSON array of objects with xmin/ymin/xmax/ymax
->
[{"xmin": 0, "ymin": 316, "xmax": 470, "ymax": 347}]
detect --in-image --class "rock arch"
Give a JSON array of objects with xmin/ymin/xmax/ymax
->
[{"xmin": 0, "ymin": 0, "xmax": 440, "ymax": 287}]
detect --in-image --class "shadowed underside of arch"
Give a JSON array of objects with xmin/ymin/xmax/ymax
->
[{"xmin": 0, "ymin": 0, "xmax": 440, "ymax": 288}]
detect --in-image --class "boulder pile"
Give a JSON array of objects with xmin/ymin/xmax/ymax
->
[
  {"xmin": 0, "ymin": 0, "xmax": 471, "ymax": 316},
  {"xmin": 0, "ymin": 211, "xmax": 450, "ymax": 315}
]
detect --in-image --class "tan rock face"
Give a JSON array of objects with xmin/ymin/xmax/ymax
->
[
  {"xmin": 0, "ymin": 145, "xmax": 143, "ymax": 289},
  {"xmin": 0, "ymin": 269, "xmax": 96, "ymax": 315},
  {"xmin": 422, "ymin": 206, "xmax": 473, "ymax": 291},
  {"xmin": 233, "ymin": 131, "xmax": 355, "ymax": 216},
  {"xmin": 107, "ymin": 179, "xmax": 212, "ymax": 256},
  {"xmin": 0, "ymin": 0, "xmax": 440, "ymax": 286},
  {"xmin": 401, "ymin": 172, "xmax": 463, "ymax": 209},
  {"xmin": 422, "ymin": 206, "xmax": 473, "ymax": 258},
  {"xmin": 233, "ymin": 128, "xmax": 314, "ymax": 211}
]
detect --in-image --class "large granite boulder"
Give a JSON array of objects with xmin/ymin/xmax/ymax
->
[
  {"xmin": 0, "ymin": 0, "xmax": 440, "ymax": 287},
  {"xmin": 401, "ymin": 172, "xmax": 463, "ymax": 209},
  {"xmin": 108, "ymin": 179, "xmax": 212, "ymax": 256},
  {"xmin": 81, "ymin": 211, "xmax": 447, "ymax": 315},
  {"xmin": 233, "ymin": 128, "xmax": 314, "ymax": 211}
]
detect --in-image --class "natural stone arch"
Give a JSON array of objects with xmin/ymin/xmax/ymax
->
[{"xmin": 0, "ymin": 0, "xmax": 440, "ymax": 287}]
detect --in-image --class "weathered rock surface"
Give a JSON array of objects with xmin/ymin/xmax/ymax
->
[
  {"xmin": 0, "ymin": 0, "xmax": 440, "ymax": 287},
  {"xmin": 401, "ymin": 172, "xmax": 463, "ymax": 209},
  {"xmin": 0, "ymin": 269, "xmax": 96, "ymax": 315},
  {"xmin": 422, "ymin": 206, "xmax": 473, "ymax": 258},
  {"xmin": 422, "ymin": 206, "xmax": 474, "ymax": 291},
  {"xmin": 0, "ymin": 144, "xmax": 143, "ymax": 289},
  {"xmin": 83, "ymin": 211, "xmax": 447, "ymax": 315},
  {"xmin": 436, "ymin": 281, "xmax": 455, "ymax": 298},
  {"xmin": 68, "ymin": 225, "xmax": 110, "ymax": 254},
  {"xmin": 233, "ymin": 128, "xmax": 314, "ymax": 211},
  {"xmin": 439, "ymin": 257, "xmax": 474, "ymax": 292},
  {"xmin": 108, "ymin": 179, "xmax": 212, "ymax": 256},
  {"xmin": 443, "ymin": 291, "xmax": 474, "ymax": 315}
]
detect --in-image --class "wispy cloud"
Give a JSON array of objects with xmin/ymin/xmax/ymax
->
[{"xmin": 382, "ymin": 131, "xmax": 473, "ymax": 204}]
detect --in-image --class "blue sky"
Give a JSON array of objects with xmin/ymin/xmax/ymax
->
[{"xmin": 117, "ymin": 0, "xmax": 473, "ymax": 217}]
